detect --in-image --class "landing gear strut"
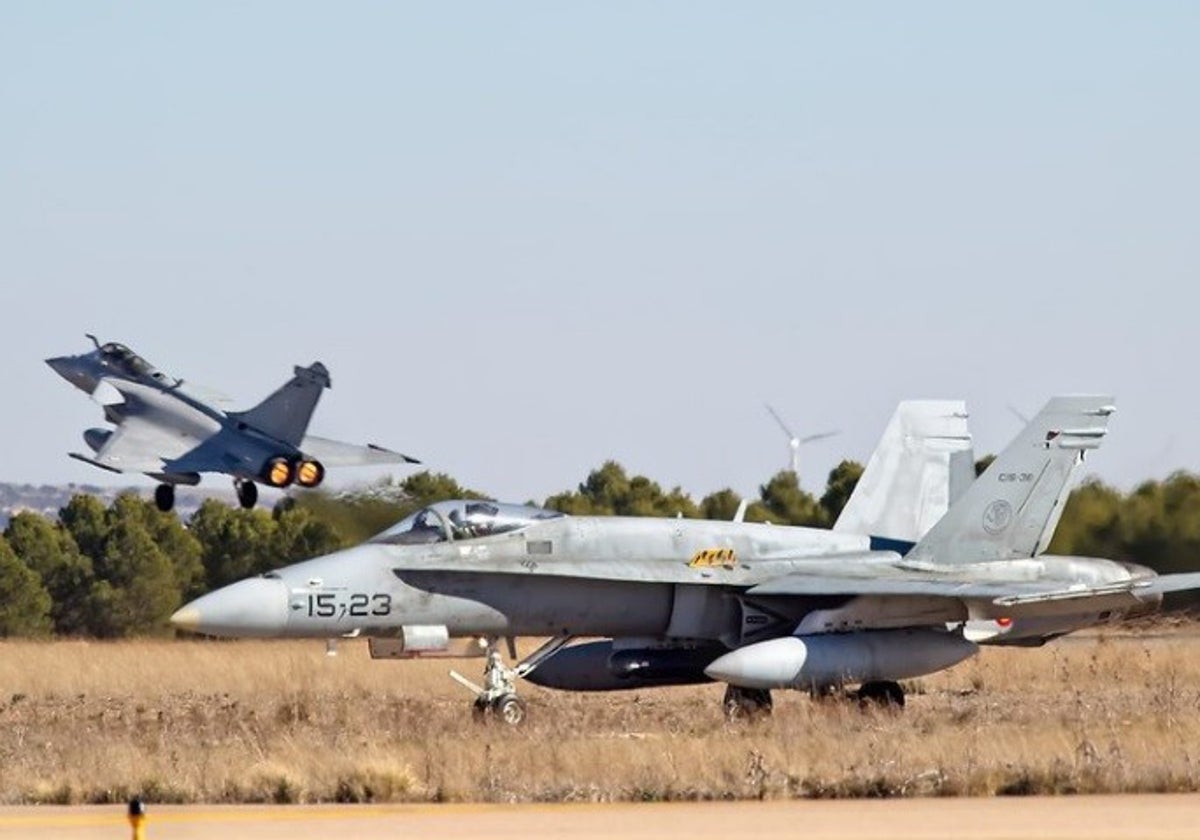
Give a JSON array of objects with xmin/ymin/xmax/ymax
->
[
  {"xmin": 154, "ymin": 484, "xmax": 175, "ymax": 513},
  {"xmin": 855, "ymin": 680, "xmax": 906, "ymax": 708},
  {"xmin": 451, "ymin": 635, "xmax": 573, "ymax": 726},
  {"xmin": 235, "ymin": 479, "xmax": 258, "ymax": 509},
  {"xmin": 723, "ymin": 685, "xmax": 773, "ymax": 721}
]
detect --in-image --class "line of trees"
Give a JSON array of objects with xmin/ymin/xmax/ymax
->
[{"xmin": 1, "ymin": 461, "xmax": 1198, "ymax": 637}]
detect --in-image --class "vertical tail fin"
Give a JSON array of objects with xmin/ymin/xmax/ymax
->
[
  {"xmin": 833, "ymin": 400, "xmax": 973, "ymax": 545},
  {"xmin": 229, "ymin": 362, "xmax": 331, "ymax": 447},
  {"xmin": 904, "ymin": 395, "xmax": 1115, "ymax": 567}
]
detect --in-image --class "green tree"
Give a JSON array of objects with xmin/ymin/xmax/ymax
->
[
  {"xmin": 545, "ymin": 461, "xmax": 699, "ymax": 517},
  {"xmin": 59, "ymin": 494, "xmax": 111, "ymax": 562},
  {"xmin": 0, "ymin": 536, "xmax": 53, "ymax": 636},
  {"xmin": 4, "ymin": 512, "xmax": 95, "ymax": 635},
  {"xmin": 400, "ymin": 472, "xmax": 485, "ymax": 507},
  {"xmin": 189, "ymin": 500, "xmax": 278, "ymax": 590},
  {"xmin": 110, "ymin": 494, "xmax": 207, "ymax": 600},
  {"xmin": 1048, "ymin": 479, "xmax": 1123, "ymax": 559},
  {"xmin": 758, "ymin": 470, "xmax": 828, "ymax": 527},
  {"xmin": 89, "ymin": 518, "xmax": 181, "ymax": 637},
  {"xmin": 819, "ymin": 460, "xmax": 864, "ymax": 522},
  {"xmin": 1117, "ymin": 473, "xmax": 1200, "ymax": 575},
  {"xmin": 270, "ymin": 505, "xmax": 347, "ymax": 566},
  {"xmin": 292, "ymin": 472, "xmax": 488, "ymax": 544},
  {"xmin": 700, "ymin": 488, "xmax": 743, "ymax": 521}
]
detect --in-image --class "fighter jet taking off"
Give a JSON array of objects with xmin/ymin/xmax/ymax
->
[{"xmin": 47, "ymin": 336, "xmax": 418, "ymax": 511}]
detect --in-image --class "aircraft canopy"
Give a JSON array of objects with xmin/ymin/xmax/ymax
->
[
  {"xmin": 372, "ymin": 500, "xmax": 564, "ymax": 545},
  {"xmin": 100, "ymin": 342, "xmax": 170, "ymax": 382}
]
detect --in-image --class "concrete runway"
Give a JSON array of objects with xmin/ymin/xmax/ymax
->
[{"xmin": 0, "ymin": 795, "xmax": 1197, "ymax": 840}]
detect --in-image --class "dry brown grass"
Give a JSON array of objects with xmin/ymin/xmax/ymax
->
[{"xmin": 1, "ymin": 629, "xmax": 1199, "ymax": 804}]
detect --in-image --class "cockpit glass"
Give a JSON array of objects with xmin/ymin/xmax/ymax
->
[
  {"xmin": 100, "ymin": 342, "xmax": 157, "ymax": 378},
  {"xmin": 371, "ymin": 500, "xmax": 563, "ymax": 545}
]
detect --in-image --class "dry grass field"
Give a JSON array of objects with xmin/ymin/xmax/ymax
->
[{"xmin": 1, "ymin": 628, "xmax": 1199, "ymax": 805}]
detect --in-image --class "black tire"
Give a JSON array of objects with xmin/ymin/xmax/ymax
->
[
  {"xmin": 154, "ymin": 484, "xmax": 175, "ymax": 512},
  {"xmin": 723, "ymin": 686, "xmax": 773, "ymax": 721},
  {"xmin": 494, "ymin": 694, "xmax": 526, "ymax": 726},
  {"xmin": 237, "ymin": 480, "xmax": 258, "ymax": 509},
  {"xmin": 856, "ymin": 680, "xmax": 906, "ymax": 709},
  {"xmin": 471, "ymin": 697, "xmax": 490, "ymax": 724}
]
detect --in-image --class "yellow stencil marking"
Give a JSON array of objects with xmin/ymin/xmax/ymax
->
[{"xmin": 688, "ymin": 547, "xmax": 736, "ymax": 568}]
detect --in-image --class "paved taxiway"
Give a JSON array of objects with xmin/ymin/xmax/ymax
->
[{"xmin": 0, "ymin": 795, "xmax": 1196, "ymax": 840}]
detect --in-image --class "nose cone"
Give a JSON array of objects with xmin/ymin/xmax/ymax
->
[
  {"xmin": 45, "ymin": 355, "xmax": 95, "ymax": 392},
  {"xmin": 171, "ymin": 576, "xmax": 290, "ymax": 637}
]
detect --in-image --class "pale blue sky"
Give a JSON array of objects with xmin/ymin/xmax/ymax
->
[{"xmin": 2, "ymin": 3, "xmax": 1197, "ymax": 503}]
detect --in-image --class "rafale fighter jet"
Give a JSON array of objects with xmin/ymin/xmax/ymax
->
[
  {"xmin": 47, "ymin": 336, "xmax": 418, "ymax": 511},
  {"xmin": 173, "ymin": 396, "xmax": 1200, "ymax": 725}
]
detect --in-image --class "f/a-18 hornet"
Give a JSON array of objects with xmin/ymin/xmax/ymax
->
[
  {"xmin": 47, "ymin": 336, "xmax": 418, "ymax": 511},
  {"xmin": 172, "ymin": 396, "xmax": 1200, "ymax": 724}
]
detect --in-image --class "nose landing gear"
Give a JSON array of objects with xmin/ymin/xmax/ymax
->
[{"xmin": 450, "ymin": 635, "xmax": 573, "ymax": 726}]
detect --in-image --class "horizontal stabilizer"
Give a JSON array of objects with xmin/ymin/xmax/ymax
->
[{"xmin": 1132, "ymin": 572, "xmax": 1200, "ymax": 598}]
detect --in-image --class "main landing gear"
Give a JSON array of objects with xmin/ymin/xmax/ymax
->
[
  {"xmin": 154, "ymin": 484, "xmax": 175, "ymax": 512},
  {"xmin": 723, "ymin": 686, "xmax": 774, "ymax": 721},
  {"xmin": 721, "ymin": 680, "xmax": 905, "ymax": 721},
  {"xmin": 855, "ymin": 680, "xmax": 906, "ymax": 708},
  {"xmin": 450, "ymin": 635, "xmax": 573, "ymax": 726},
  {"xmin": 235, "ymin": 479, "xmax": 258, "ymax": 509}
]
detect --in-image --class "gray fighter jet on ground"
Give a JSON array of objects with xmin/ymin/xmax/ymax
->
[
  {"xmin": 173, "ymin": 396, "xmax": 1200, "ymax": 725},
  {"xmin": 47, "ymin": 336, "xmax": 417, "ymax": 511}
]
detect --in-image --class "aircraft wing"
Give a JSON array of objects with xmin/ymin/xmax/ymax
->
[
  {"xmin": 744, "ymin": 570, "xmax": 1200, "ymax": 619},
  {"xmin": 69, "ymin": 416, "xmax": 191, "ymax": 474},
  {"xmin": 385, "ymin": 549, "xmax": 1200, "ymax": 621},
  {"xmin": 300, "ymin": 435, "xmax": 420, "ymax": 467}
]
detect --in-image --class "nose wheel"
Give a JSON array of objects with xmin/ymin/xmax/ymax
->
[
  {"xmin": 234, "ymin": 479, "xmax": 258, "ymax": 509},
  {"xmin": 450, "ymin": 635, "xmax": 572, "ymax": 726}
]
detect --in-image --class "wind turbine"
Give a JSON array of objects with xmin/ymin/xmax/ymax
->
[{"xmin": 764, "ymin": 403, "xmax": 839, "ymax": 479}]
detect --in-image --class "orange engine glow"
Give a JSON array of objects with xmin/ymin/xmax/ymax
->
[
  {"xmin": 296, "ymin": 460, "xmax": 325, "ymax": 488},
  {"xmin": 266, "ymin": 458, "xmax": 293, "ymax": 487}
]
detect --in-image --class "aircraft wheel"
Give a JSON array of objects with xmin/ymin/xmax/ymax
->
[
  {"xmin": 236, "ymin": 480, "xmax": 258, "ymax": 509},
  {"xmin": 723, "ymin": 686, "xmax": 773, "ymax": 722},
  {"xmin": 856, "ymin": 681, "xmax": 905, "ymax": 709},
  {"xmin": 494, "ymin": 694, "xmax": 527, "ymax": 726},
  {"xmin": 471, "ymin": 696, "xmax": 490, "ymax": 724},
  {"xmin": 154, "ymin": 484, "xmax": 175, "ymax": 512}
]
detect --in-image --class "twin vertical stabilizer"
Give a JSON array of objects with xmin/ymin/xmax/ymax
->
[
  {"xmin": 833, "ymin": 400, "xmax": 974, "ymax": 545},
  {"xmin": 904, "ymin": 396, "xmax": 1115, "ymax": 566}
]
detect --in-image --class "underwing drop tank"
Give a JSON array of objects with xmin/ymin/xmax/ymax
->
[
  {"xmin": 524, "ymin": 639, "xmax": 725, "ymax": 691},
  {"xmin": 703, "ymin": 628, "xmax": 978, "ymax": 690}
]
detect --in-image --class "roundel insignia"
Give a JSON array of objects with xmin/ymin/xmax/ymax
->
[{"xmin": 982, "ymin": 499, "xmax": 1013, "ymax": 534}]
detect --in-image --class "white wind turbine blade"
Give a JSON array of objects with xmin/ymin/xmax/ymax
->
[
  {"xmin": 799, "ymin": 430, "xmax": 839, "ymax": 445},
  {"xmin": 764, "ymin": 403, "xmax": 799, "ymax": 445}
]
